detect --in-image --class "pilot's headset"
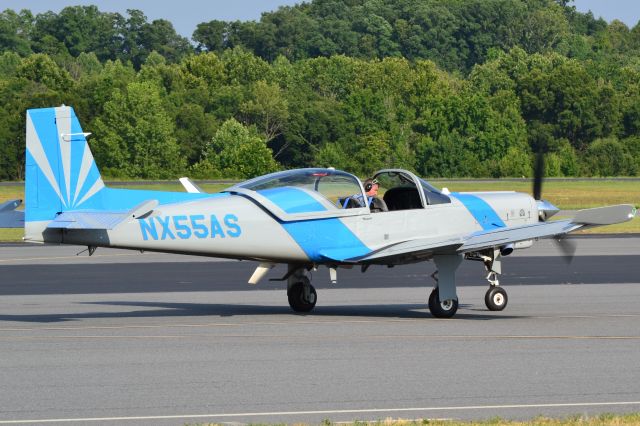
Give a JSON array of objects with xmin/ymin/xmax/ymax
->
[{"xmin": 364, "ymin": 178, "xmax": 379, "ymax": 192}]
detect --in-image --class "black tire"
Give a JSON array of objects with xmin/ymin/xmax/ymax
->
[
  {"xmin": 428, "ymin": 287, "xmax": 458, "ymax": 318},
  {"xmin": 287, "ymin": 282, "xmax": 317, "ymax": 313},
  {"xmin": 485, "ymin": 286, "xmax": 508, "ymax": 311}
]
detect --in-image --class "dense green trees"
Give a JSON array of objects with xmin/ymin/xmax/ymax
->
[{"xmin": 0, "ymin": 1, "xmax": 639, "ymax": 179}]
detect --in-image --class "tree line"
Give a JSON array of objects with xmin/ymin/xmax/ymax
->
[{"xmin": 0, "ymin": 0, "xmax": 639, "ymax": 180}]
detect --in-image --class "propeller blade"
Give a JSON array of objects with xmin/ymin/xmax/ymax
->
[
  {"xmin": 533, "ymin": 151, "xmax": 544, "ymax": 201},
  {"xmin": 555, "ymin": 236, "xmax": 577, "ymax": 264}
]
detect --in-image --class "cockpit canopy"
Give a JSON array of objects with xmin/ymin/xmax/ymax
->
[
  {"xmin": 233, "ymin": 168, "xmax": 364, "ymax": 211},
  {"xmin": 226, "ymin": 168, "xmax": 449, "ymax": 221},
  {"xmin": 372, "ymin": 169, "xmax": 451, "ymax": 209}
]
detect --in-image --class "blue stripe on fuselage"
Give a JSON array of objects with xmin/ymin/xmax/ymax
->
[
  {"xmin": 451, "ymin": 193, "xmax": 506, "ymax": 230},
  {"xmin": 258, "ymin": 186, "xmax": 370, "ymax": 261},
  {"xmin": 283, "ymin": 218, "xmax": 370, "ymax": 262},
  {"xmin": 257, "ymin": 187, "xmax": 326, "ymax": 213}
]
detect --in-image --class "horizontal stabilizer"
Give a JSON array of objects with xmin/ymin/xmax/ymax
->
[
  {"xmin": 0, "ymin": 199, "xmax": 21, "ymax": 212},
  {"xmin": 571, "ymin": 204, "xmax": 636, "ymax": 226},
  {"xmin": 47, "ymin": 199, "xmax": 158, "ymax": 230},
  {"xmin": 47, "ymin": 211, "xmax": 129, "ymax": 229},
  {"xmin": 0, "ymin": 199, "xmax": 24, "ymax": 228}
]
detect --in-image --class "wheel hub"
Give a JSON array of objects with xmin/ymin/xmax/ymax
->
[
  {"xmin": 440, "ymin": 299, "xmax": 454, "ymax": 310},
  {"xmin": 305, "ymin": 292, "xmax": 316, "ymax": 304}
]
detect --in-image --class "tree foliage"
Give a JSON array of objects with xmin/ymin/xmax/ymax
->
[{"xmin": 0, "ymin": 1, "xmax": 639, "ymax": 179}]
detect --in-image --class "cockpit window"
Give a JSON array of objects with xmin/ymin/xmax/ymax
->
[
  {"xmin": 233, "ymin": 168, "xmax": 364, "ymax": 211},
  {"xmin": 374, "ymin": 171, "xmax": 424, "ymax": 210},
  {"xmin": 419, "ymin": 178, "xmax": 451, "ymax": 205},
  {"xmin": 371, "ymin": 170, "xmax": 451, "ymax": 210}
]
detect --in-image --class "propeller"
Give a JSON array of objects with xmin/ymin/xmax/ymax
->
[
  {"xmin": 532, "ymin": 150, "xmax": 576, "ymax": 263},
  {"xmin": 532, "ymin": 149, "xmax": 559, "ymax": 221},
  {"xmin": 533, "ymin": 151, "xmax": 544, "ymax": 201},
  {"xmin": 555, "ymin": 235, "xmax": 577, "ymax": 264}
]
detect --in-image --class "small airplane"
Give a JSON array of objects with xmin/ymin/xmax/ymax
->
[{"xmin": 12, "ymin": 106, "xmax": 636, "ymax": 317}]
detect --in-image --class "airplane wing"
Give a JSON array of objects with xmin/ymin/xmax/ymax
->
[
  {"xmin": 462, "ymin": 204, "xmax": 635, "ymax": 252},
  {"xmin": 458, "ymin": 219, "xmax": 576, "ymax": 252},
  {"xmin": 331, "ymin": 237, "xmax": 464, "ymax": 264},
  {"xmin": 350, "ymin": 204, "xmax": 635, "ymax": 264}
]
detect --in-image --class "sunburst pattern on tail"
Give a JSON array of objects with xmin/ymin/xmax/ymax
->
[{"xmin": 25, "ymin": 106, "xmax": 105, "ymax": 223}]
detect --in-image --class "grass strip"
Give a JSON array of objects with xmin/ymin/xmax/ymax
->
[{"xmin": 190, "ymin": 412, "xmax": 640, "ymax": 426}]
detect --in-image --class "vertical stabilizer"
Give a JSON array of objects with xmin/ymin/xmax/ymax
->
[{"xmin": 25, "ymin": 106, "xmax": 105, "ymax": 241}]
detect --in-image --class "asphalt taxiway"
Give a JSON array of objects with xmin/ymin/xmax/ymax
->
[{"xmin": 0, "ymin": 237, "xmax": 639, "ymax": 425}]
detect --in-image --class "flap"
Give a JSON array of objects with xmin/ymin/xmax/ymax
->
[{"xmin": 338, "ymin": 236, "xmax": 464, "ymax": 263}]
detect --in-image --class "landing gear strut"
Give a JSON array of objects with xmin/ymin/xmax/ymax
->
[
  {"xmin": 286, "ymin": 267, "xmax": 317, "ymax": 313},
  {"xmin": 468, "ymin": 249, "xmax": 509, "ymax": 311},
  {"xmin": 428, "ymin": 255, "xmax": 463, "ymax": 318}
]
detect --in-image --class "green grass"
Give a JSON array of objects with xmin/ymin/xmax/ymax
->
[
  {"xmin": 1, "ymin": 179, "xmax": 638, "ymax": 242},
  {"xmin": 190, "ymin": 413, "xmax": 640, "ymax": 426},
  {"xmin": 108, "ymin": 182, "xmax": 230, "ymax": 193},
  {"xmin": 0, "ymin": 228, "xmax": 23, "ymax": 242},
  {"xmin": 433, "ymin": 180, "xmax": 640, "ymax": 210}
]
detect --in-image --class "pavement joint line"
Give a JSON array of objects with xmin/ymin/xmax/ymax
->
[
  {"xmin": 1, "ymin": 401, "xmax": 640, "ymax": 424},
  {"xmin": 0, "ymin": 319, "xmax": 419, "ymax": 332},
  {"xmin": 0, "ymin": 314, "xmax": 639, "ymax": 333},
  {"xmin": 0, "ymin": 253, "xmax": 137, "ymax": 263},
  {"xmin": 1, "ymin": 334, "xmax": 639, "ymax": 341}
]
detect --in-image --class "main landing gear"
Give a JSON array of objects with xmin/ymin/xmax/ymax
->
[
  {"xmin": 428, "ymin": 249, "xmax": 509, "ymax": 318},
  {"xmin": 428, "ymin": 254, "xmax": 463, "ymax": 318},
  {"xmin": 428, "ymin": 286, "xmax": 458, "ymax": 318},
  {"xmin": 286, "ymin": 267, "xmax": 317, "ymax": 313},
  {"xmin": 279, "ymin": 249, "xmax": 509, "ymax": 318}
]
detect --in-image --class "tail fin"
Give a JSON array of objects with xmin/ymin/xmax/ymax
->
[
  {"xmin": 25, "ymin": 106, "xmax": 105, "ymax": 237},
  {"xmin": 25, "ymin": 105, "xmax": 213, "ymax": 242}
]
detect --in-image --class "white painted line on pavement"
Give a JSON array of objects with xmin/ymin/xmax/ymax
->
[{"xmin": 1, "ymin": 401, "xmax": 640, "ymax": 424}]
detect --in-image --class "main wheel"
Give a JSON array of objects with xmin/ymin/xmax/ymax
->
[
  {"xmin": 485, "ymin": 286, "xmax": 508, "ymax": 311},
  {"xmin": 287, "ymin": 282, "xmax": 317, "ymax": 312},
  {"xmin": 428, "ymin": 287, "xmax": 458, "ymax": 318}
]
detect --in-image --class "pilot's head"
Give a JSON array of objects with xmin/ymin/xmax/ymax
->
[{"xmin": 364, "ymin": 178, "xmax": 379, "ymax": 196}]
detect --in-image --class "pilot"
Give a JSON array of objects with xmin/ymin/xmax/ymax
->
[
  {"xmin": 363, "ymin": 178, "xmax": 389, "ymax": 212},
  {"xmin": 341, "ymin": 178, "xmax": 388, "ymax": 212}
]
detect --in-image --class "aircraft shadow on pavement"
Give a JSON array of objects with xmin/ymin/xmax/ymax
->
[{"xmin": 0, "ymin": 301, "xmax": 521, "ymax": 323}]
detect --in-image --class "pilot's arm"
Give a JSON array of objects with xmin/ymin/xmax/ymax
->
[{"xmin": 369, "ymin": 197, "xmax": 388, "ymax": 213}]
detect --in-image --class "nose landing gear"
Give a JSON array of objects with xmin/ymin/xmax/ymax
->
[
  {"xmin": 467, "ymin": 248, "xmax": 509, "ymax": 312},
  {"xmin": 485, "ymin": 282, "xmax": 508, "ymax": 311},
  {"xmin": 483, "ymin": 266, "xmax": 508, "ymax": 311}
]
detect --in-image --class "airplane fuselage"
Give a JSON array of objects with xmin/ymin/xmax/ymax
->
[{"xmin": 34, "ymin": 189, "xmax": 538, "ymax": 265}]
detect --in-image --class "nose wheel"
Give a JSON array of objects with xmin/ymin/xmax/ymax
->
[
  {"xmin": 483, "ymin": 270, "xmax": 508, "ymax": 311},
  {"xmin": 485, "ymin": 286, "xmax": 508, "ymax": 311}
]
